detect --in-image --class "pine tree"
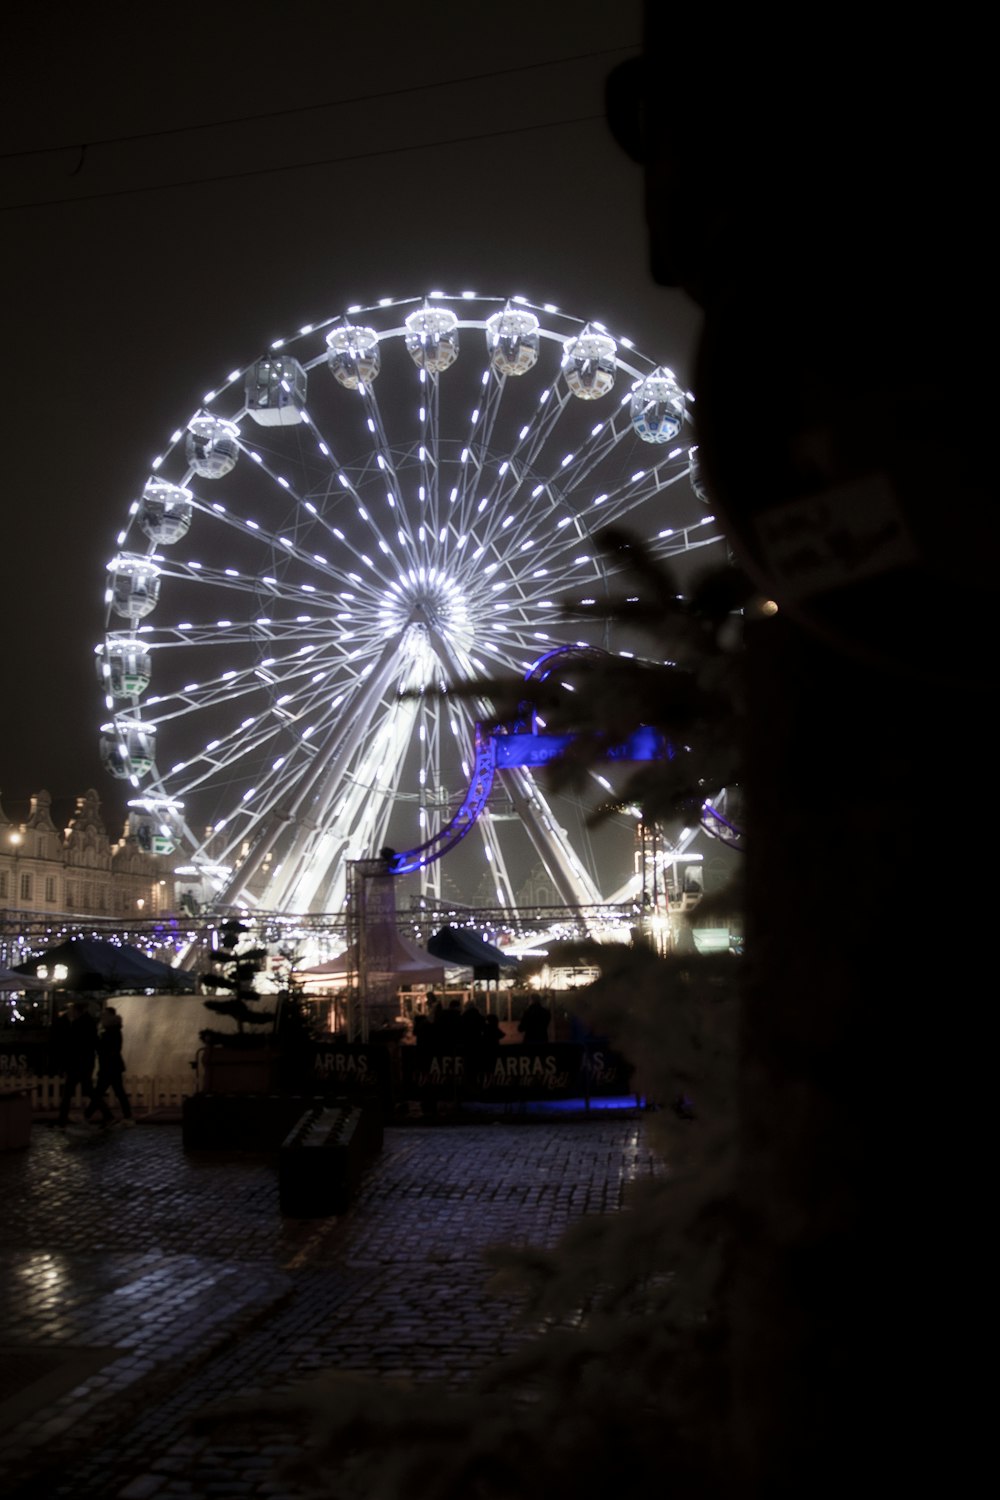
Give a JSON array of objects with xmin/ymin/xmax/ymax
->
[{"xmin": 199, "ymin": 919, "xmax": 275, "ymax": 1044}]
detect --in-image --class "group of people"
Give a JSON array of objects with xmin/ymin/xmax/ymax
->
[{"xmin": 50, "ymin": 1000, "xmax": 134, "ymax": 1131}]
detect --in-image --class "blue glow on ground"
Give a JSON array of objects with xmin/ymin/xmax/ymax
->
[{"xmin": 461, "ymin": 1096, "xmax": 645, "ymax": 1116}]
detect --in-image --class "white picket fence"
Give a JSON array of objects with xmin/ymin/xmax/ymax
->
[{"xmin": 19, "ymin": 1073, "xmax": 196, "ymax": 1119}]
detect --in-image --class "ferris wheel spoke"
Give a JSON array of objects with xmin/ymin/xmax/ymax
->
[
  {"xmin": 223, "ymin": 440, "xmax": 409, "ymax": 601},
  {"xmin": 449, "ymin": 365, "xmax": 514, "ymax": 545},
  {"xmin": 424, "ymin": 369, "xmax": 446, "ymax": 544},
  {"xmin": 464, "ymin": 438, "xmax": 560, "ymax": 559},
  {"xmin": 137, "ymin": 671, "xmax": 268, "ymax": 725},
  {"xmin": 317, "ymin": 431, "xmax": 418, "ymax": 585},
  {"xmin": 508, "ymin": 382, "xmax": 574, "ymax": 481},
  {"xmin": 165, "ymin": 710, "xmax": 309, "ymax": 797},
  {"xmin": 349, "ymin": 390, "xmax": 407, "ymax": 516},
  {"xmin": 225, "ymin": 634, "xmax": 407, "ymax": 906},
  {"xmin": 647, "ymin": 515, "xmax": 727, "ymax": 562},
  {"xmin": 568, "ymin": 458, "xmax": 687, "ymax": 533},
  {"xmin": 467, "ymin": 359, "xmax": 505, "ymax": 458},
  {"xmin": 474, "ymin": 809, "xmax": 518, "ymax": 908}
]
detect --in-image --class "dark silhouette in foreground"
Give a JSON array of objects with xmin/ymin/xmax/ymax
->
[
  {"xmin": 55, "ymin": 1001, "xmax": 99, "ymax": 1129},
  {"xmin": 84, "ymin": 1006, "xmax": 134, "ymax": 1126}
]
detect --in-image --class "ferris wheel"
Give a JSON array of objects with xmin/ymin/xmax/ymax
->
[{"xmin": 97, "ymin": 291, "xmax": 727, "ymax": 917}]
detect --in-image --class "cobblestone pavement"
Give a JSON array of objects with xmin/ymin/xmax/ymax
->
[{"xmin": 0, "ymin": 1114, "xmax": 660, "ymax": 1499}]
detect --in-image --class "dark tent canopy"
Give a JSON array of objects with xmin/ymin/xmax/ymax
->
[
  {"xmin": 14, "ymin": 938, "xmax": 195, "ymax": 992},
  {"xmin": 426, "ymin": 925, "xmax": 518, "ymax": 981}
]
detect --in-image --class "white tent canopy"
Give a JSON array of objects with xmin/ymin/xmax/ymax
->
[{"xmin": 297, "ymin": 931, "xmax": 445, "ymax": 987}]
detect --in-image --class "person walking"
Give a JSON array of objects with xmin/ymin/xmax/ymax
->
[
  {"xmin": 56, "ymin": 1001, "xmax": 100, "ymax": 1129},
  {"xmin": 85, "ymin": 1005, "xmax": 135, "ymax": 1127}
]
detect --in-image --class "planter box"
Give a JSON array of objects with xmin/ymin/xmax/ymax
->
[
  {"xmin": 0, "ymin": 1090, "xmax": 32, "ymax": 1151},
  {"xmin": 279, "ymin": 1101, "xmax": 383, "ymax": 1217}
]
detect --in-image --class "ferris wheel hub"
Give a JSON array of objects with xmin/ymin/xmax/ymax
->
[{"xmin": 379, "ymin": 571, "xmax": 470, "ymax": 644}]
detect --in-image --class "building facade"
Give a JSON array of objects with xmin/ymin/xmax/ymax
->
[{"xmin": 0, "ymin": 788, "xmax": 173, "ymax": 933}]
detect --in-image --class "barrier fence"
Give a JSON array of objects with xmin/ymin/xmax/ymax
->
[
  {"xmin": 16, "ymin": 1074, "xmax": 196, "ymax": 1120},
  {"xmin": 4, "ymin": 1041, "xmax": 641, "ymax": 1124}
]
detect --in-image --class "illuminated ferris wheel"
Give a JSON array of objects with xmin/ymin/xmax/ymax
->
[{"xmin": 97, "ymin": 291, "xmax": 726, "ymax": 916}]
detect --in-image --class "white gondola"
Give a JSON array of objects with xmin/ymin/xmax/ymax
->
[
  {"xmin": 100, "ymin": 721, "xmax": 156, "ymax": 780},
  {"xmin": 245, "ymin": 356, "xmax": 308, "ymax": 426},
  {"xmin": 326, "ymin": 326, "xmax": 381, "ymax": 389},
  {"xmin": 108, "ymin": 556, "xmax": 160, "ymax": 621},
  {"xmin": 630, "ymin": 367, "xmax": 687, "ymax": 443},
  {"xmin": 486, "ymin": 309, "xmax": 540, "ymax": 376},
  {"xmin": 404, "ymin": 308, "xmax": 459, "ymax": 372},
  {"xmin": 96, "ymin": 639, "xmax": 152, "ymax": 698},
  {"xmin": 128, "ymin": 797, "xmax": 182, "ymax": 857},
  {"xmin": 561, "ymin": 328, "xmax": 617, "ymax": 400},
  {"xmin": 137, "ymin": 478, "xmax": 193, "ymax": 544},
  {"xmin": 128, "ymin": 811, "xmax": 176, "ymax": 856},
  {"xmin": 185, "ymin": 415, "xmax": 240, "ymax": 478}
]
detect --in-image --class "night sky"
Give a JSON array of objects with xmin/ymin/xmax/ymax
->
[{"xmin": 1, "ymin": 2, "xmax": 702, "ymax": 852}]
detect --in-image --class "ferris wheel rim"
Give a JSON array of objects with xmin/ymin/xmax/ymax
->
[{"xmin": 98, "ymin": 290, "xmax": 726, "ymax": 914}]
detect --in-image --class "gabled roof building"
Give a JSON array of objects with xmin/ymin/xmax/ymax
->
[{"xmin": 0, "ymin": 788, "xmax": 173, "ymax": 938}]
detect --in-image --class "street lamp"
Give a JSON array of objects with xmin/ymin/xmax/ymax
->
[
  {"xmin": 6, "ymin": 832, "xmax": 22, "ymax": 970},
  {"xmin": 8, "ymin": 831, "xmax": 22, "ymax": 898}
]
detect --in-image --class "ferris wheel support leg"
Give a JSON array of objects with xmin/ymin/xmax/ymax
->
[
  {"xmin": 263, "ymin": 644, "xmax": 409, "ymax": 911},
  {"xmin": 411, "ymin": 626, "xmax": 605, "ymax": 911},
  {"xmin": 207, "ymin": 807, "xmax": 294, "ymax": 912},
  {"xmin": 283, "ymin": 683, "xmax": 421, "ymax": 912},
  {"xmin": 505, "ymin": 768, "xmax": 604, "ymax": 910},
  {"xmin": 292, "ymin": 834, "xmax": 352, "ymax": 916}
]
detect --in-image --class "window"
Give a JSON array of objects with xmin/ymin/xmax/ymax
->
[
  {"xmin": 45, "ymin": 876, "xmax": 56, "ymax": 903},
  {"xmin": 20, "ymin": 872, "xmax": 32, "ymax": 902},
  {"xmin": 65, "ymin": 881, "xmax": 74, "ymax": 908}
]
